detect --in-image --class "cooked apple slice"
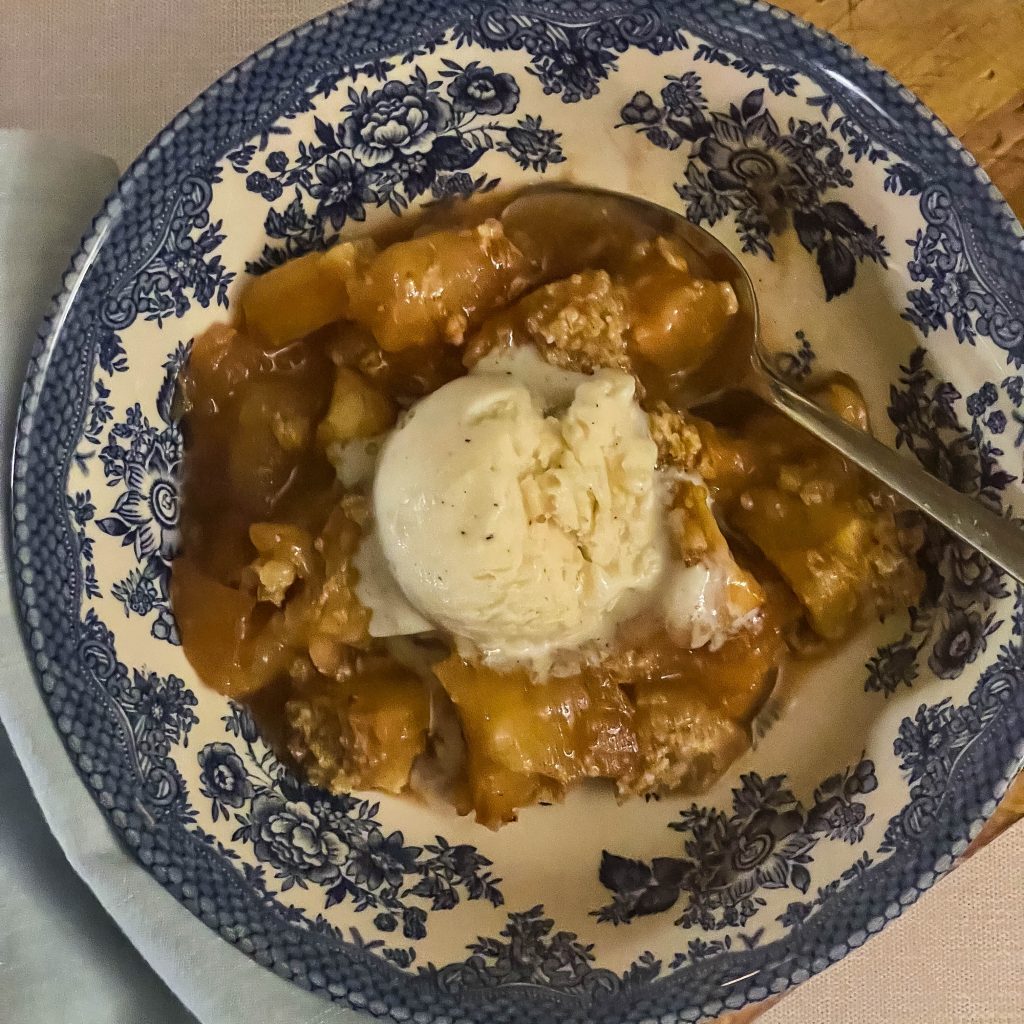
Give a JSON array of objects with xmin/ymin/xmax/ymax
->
[{"xmin": 435, "ymin": 655, "xmax": 639, "ymax": 827}]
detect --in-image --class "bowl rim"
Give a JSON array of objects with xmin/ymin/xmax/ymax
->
[{"xmin": 8, "ymin": 2, "xmax": 1024, "ymax": 1022}]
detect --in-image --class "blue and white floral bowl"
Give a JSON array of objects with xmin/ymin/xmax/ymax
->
[{"xmin": 12, "ymin": 2, "xmax": 1024, "ymax": 1022}]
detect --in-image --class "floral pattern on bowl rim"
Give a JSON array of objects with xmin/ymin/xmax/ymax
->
[{"xmin": 10, "ymin": 2, "xmax": 1024, "ymax": 1023}]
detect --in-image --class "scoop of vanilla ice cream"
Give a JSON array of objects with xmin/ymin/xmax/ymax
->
[
  {"xmin": 473, "ymin": 343, "xmax": 590, "ymax": 411},
  {"xmin": 371, "ymin": 361, "xmax": 665, "ymax": 672},
  {"xmin": 662, "ymin": 559, "xmax": 760, "ymax": 650}
]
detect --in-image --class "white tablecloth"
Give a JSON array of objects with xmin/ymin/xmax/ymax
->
[{"xmin": 0, "ymin": 4, "xmax": 1022, "ymax": 1023}]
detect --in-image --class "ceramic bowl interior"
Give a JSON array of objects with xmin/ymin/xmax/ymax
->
[{"xmin": 12, "ymin": 2, "xmax": 1024, "ymax": 1023}]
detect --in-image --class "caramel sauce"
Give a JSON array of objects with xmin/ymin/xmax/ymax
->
[{"xmin": 172, "ymin": 189, "xmax": 921, "ymax": 827}]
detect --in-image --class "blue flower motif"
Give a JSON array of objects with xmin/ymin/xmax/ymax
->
[
  {"xmin": 777, "ymin": 900, "xmax": 813, "ymax": 928},
  {"xmin": 249, "ymin": 794, "xmax": 346, "ymax": 887},
  {"xmin": 348, "ymin": 828, "xmax": 420, "ymax": 891},
  {"xmin": 232, "ymin": 65, "xmax": 563, "ymax": 271},
  {"xmin": 987, "ymin": 410, "xmax": 1007, "ymax": 434},
  {"xmin": 775, "ymin": 331, "xmax": 816, "ymax": 383},
  {"xmin": 151, "ymin": 607, "xmax": 180, "ymax": 644},
  {"xmin": 156, "ymin": 425, "xmax": 184, "ymax": 468},
  {"xmin": 893, "ymin": 702, "xmax": 957, "ymax": 785},
  {"xmin": 884, "ymin": 654, "xmax": 1020, "ymax": 853},
  {"xmin": 70, "ymin": 491, "xmax": 96, "ymax": 527},
  {"xmin": 439, "ymin": 906, "xmax": 607, "ymax": 991},
  {"xmin": 595, "ymin": 763, "xmax": 873, "ymax": 929},
  {"xmin": 883, "ymin": 161, "xmax": 924, "ymax": 196},
  {"xmin": 100, "ymin": 444, "xmax": 180, "ymax": 560},
  {"xmin": 246, "ymin": 170, "xmax": 283, "ymax": 201},
  {"xmin": 700, "ymin": 117, "xmax": 793, "ymax": 206},
  {"xmin": 374, "ymin": 912, "xmax": 398, "ymax": 932},
  {"xmin": 944, "ymin": 541, "xmax": 1007, "ymax": 609},
  {"xmin": 645, "ymin": 127, "xmax": 677, "ymax": 151},
  {"xmin": 246, "ymin": 171, "xmax": 270, "ymax": 193},
  {"xmin": 97, "ymin": 331, "xmax": 128, "ymax": 375},
  {"xmin": 402, "ymin": 905, "xmax": 428, "ymax": 940},
  {"xmin": 431, "ymin": 171, "xmax": 476, "ymax": 200},
  {"xmin": 865, "ymin": 638, "xmax": 919, "ymax": 696},
  {"xmin": 308, "ymin": 154, "xmax": 373, "ymax": 229},
  {"xmin": 99, "ymin": 171, "xmax": 232, "ymax": 329},
  {"xmin": 197, "ymin": 706, "xmax": 502, "ymax": 934},
  {"xmin": 124, "ymin": 670, "xmax": 198, "ymax": 759},
  {"xmin": 873, "ymin": 349, "xmax": 1010, "ymax": 698},
  {"xmin": 198, "ymin": 742, "xmax": 254, "ymax": 812},
  {"xmin": 695, "ymin": 45, "xmax": 800, "ymax": 100},
  {"xmin": 497, "ymin": 115, "xmax": 566, "ymax": 172},
  {"xmin": 661, "ymin": 73, "xmax": 704, "ymax": 117},
  {"xmin": 447, "ymin": 63, "xmax": 519, "ymax": 115},
  {"xmin": 392, "ymin": 151, "xmax": 436, "ymax": 201},
  {"xmin": 534, "ymin": 40, "xmax": 613, "ymax": 102},
  {"xmin": 928, "ymin": 608, "xmax": 991, "ymax": 679},
  {"xmin": 718, "ymin": 807, "xmax": 814, "ymax": 898},
  {"xmin": 903, "ymin": 187, "xmax": 1024, "ymax": 359},
  {"xmin": 98, "ymin": 398, "xmax": 183, "ymax": 594},
  {"xmin": 230, "ymin": 705, "xmax": 262, "ymax": 745},
  {"xmin": 967, "ymin": 385, "xmax": 998, "ymax": 417},
  {"xmin": 937, "ymin": 269, "xmax": 972, "ymax": 311},
  {"xmin": 266, "ymin": 150, "xmax": 289, "ymax": 173},
  {"xmin": 695, "ymin": 103, "xmax": 804, "ymax": 210},
  {"xmin": 342, "ymin": 78, "xmax": 454, "ymax": 167},
  {"xmin": 111, "ymin": 567, "xmax": 158, "ymax": 615},
  {"xmin": 79, "ymin": 381, "xmax": 114, "ymax": 457},
  {"xmin": 624, "ymin": 83, "xmax": 885, "ymax": 297},
  {"xmin": 806, "ymin": 796, "xmax": 868, "ymax": 844},
  {"xmin": 454, "ymin": 6, "xmax": 685, "ymax": 107}
]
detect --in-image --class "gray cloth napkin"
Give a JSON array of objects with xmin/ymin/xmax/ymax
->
[{"xmin": 0, "ymin": 129, "xmax": 354, "ymax": 1024}]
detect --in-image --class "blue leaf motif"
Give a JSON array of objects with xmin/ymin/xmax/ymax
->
[
  {"xmin": 816, "ymin": 238, "xmax": 856, "ymax": 300},
  {"xmin": 97, "ymin": 516, "xmax": 130, "ymax": 537},
  {"xmin": 314, "ymin": 115, "xmax": 338, "ymax": 148},
  {"xmin": 790, "ymin": 864, "xmax": 811, "ymax": 894},
  {"xmin": 740, "ymin": 88, "xmax": 764, "ymax": 120}
]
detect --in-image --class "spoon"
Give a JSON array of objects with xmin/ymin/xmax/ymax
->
[{"xmin": 503, "ymin": 183, "xmax": 1024, "ymax": 584}]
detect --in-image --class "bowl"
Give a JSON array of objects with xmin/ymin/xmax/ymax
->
[{"xmin": 12, "ymin": 2, "xmax": 1024, "ymax": 1021}]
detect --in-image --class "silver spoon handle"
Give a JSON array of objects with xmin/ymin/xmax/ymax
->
[{"xmin": 759, "ymin": 369, "xmax": 1024, "ymax": 585}]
